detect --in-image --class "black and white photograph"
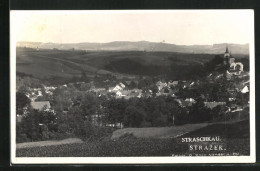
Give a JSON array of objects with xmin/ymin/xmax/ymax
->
[{"xmin": 10, "ymin": 10, "xmax": 255, "ymax": 164}]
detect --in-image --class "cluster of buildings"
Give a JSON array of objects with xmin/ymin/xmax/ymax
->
[
  {"xmin": 25, "ymin": 86, "xmax": 57, "ymax": 102},
  {"xmin": 108, "ymin": 83, "xmax": 143, "ymax": 99},
  {"xmin": 17, "ymin": 47, "xmax": 250, "ymax": 126},
  {"xmin": 223, "ymin": 46, "xmax": 244, "ymax": 78}
]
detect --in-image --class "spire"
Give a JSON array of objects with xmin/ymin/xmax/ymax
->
[{"xmin": 225, "ymin": 45, "xmax": 229, "ymax": 53}]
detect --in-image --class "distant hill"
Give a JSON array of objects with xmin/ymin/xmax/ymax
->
[{"xmin": 17, "ymin": 41, "xmax": 249, "ymax": 55}]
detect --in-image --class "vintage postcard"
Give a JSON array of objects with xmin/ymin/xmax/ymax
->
[{"xmin": 10, "ymin": 10, "xmax": 255, "ymax": 164}]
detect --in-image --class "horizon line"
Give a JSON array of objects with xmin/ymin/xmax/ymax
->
[{"xmin": 16, "ymin": 40, "xmax": 250, "ymax": 46}]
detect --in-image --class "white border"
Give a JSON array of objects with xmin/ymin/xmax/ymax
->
[{"xmin": 10, "ymin": 10, "xmax": 255, "ymax": 164}]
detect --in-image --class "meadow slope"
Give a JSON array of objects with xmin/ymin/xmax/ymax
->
[{"xmin": 16, "ymin": 120, "xmax": 249, "ymax": 157}]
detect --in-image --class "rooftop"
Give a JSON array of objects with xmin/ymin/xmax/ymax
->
[{"xmin": 31, "ymin": 101, "xmax": 51, "ymax": 111}]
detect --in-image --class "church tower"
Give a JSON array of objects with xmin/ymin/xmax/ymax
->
[{"xmin": 223, "ymin": 46, "xmax": 230, "ymax": 65}]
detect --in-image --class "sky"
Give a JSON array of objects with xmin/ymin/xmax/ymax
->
[{"xmin": 11, "ymin": 10, "xmax": 254, "ymax": 45}]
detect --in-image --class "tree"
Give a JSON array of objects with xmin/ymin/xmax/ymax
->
[
  {"xmin": 189, "ymin": 97, "xmax": 212, "ymax": 123},
  {"xmin": 236, "ymin": 92, "xmax": 249, "ymax": 108},
  {"xmin": 67, "ymin": 106, "xmax": 86, "ymax": 137},
  {"xmin": 129, "ymin": 81, "xmax": 137, "ymax": 89},
  {"xmin": 210, "ymin": 105, "xmax": 227, "ymax": 121},
  {"xmin": 81, "ymin": 71, "xmax": 86, "ymax": 79},
  {"xmin": 19, "ymin": 108, "xmax": 41, "ymax": 142},
  {"xmin": 104, "ymin": 98, "xmax": 127, "ymax": 126},
  {"xmin": 164, "ymin": 88, "xmax": 170, "ymax": 93},
  {"xmin": 80, "ymin": 83, "xmax": 91, "ymax": 91},
  {"xmin": 123, "ymin": 106, "xmax": 144, "ymax": 127},
  {"xmin": 150, "ymin": 85, "xmax": 159, "ymax": 95},
  {"xmin": 204, "ymin": 55, "xmax": 225, "ymax": 73},
  {"xmin": 80, "ymin": 92, "xmax": 100, "ymax": 120},
  {"xmin": 16, "ymin": 92, "xmax": 30, "ymax": 115}
]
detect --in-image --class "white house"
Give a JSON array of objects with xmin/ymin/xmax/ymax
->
[
  {"xmin": 31, "ymin": 101, "xmax": 51, "ymax": 111},
  {"xmin": 156, "ymin": 81, "xmax": 167, "ymax": 90},
  {"xmin": 116, "ymin": 91, "xmax": 123, "ymax": 97},
  {"xmin": 119, "ymin": 83, "xmax": 125, "ymax": 89},
  {"xmin": 113, "ymin": 85, "xmax": 123, "ymax": 91},
  {"xmin": 185, "ymin": 98, "xmax": 195, "ymax": 103},
  {"xmin": 109, "ymin": 83, "xmax": 126, "ymax": 92},
  {"xmin": 241, "ymin": 86, "xmax": 249, "ymax": 93}
]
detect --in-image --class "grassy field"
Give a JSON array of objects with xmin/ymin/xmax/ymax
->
[
  {"xmin": 111, "ymin": 123, "xmax": 209, "ymax": 139},
  {"xmin": 16, "ymin": 49, "xmax": 110, "ymax": 78},
  {"xmin": 16, "ymin": 138, "xmax": 83, "ymax": 149},
  {"xmin": 16, "ymin": 48, "xmax": 218, "ymax": 79},
  {"xmin": 16, "ymin": 120, "xmax": 249, "ymax": 157}
]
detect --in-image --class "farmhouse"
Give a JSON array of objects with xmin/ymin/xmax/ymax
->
[
  {"xmin": 31, "ymin": 101, "xmax": 51, "ymax": 111},
  {"xmin": 204, "ymin": 102, "xmax": 226, "ymax": 109}
]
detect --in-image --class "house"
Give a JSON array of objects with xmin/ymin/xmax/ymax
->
[
  {"xmin": 116, "ymin": 91, "xmax": 123, "ymax": 97},
  {"xmin": 175, "ymin": 98, "xmax": 195, "ymax": 107},
  {"xmin": 116, "ymin": 90, "xmax": 129, "ymax": 97},
  {"xmin": 116, "ymin": 90, "xmax": 138, "ymax": 99},
  {"xmin": 181, "ymin": 101, "xmax": 194, "ymax": 107},
  {"xmin": 215, "ymin": 74, "xmax": 223, "ymax": 80},
  {"xmin": 229, "ymin": 104, "xmax": 243, "ymax": 113},
  {"xmin": 185, "ymin": 98, "xmax": 195, "ymax": 103},
  {"xmin": 106, "ymin": 122, "xmax": 124, "ymax": 129},
  {"xmin": 16, "ymin": 115, "xmax": 23, "ymax": 122},
  {"xmin": 204, "ymin": 102, "xmax": 226, "ymax": 109},
  {"xmin": 90, "ymin": 88, "xmax": 106, "ymax": 93},
  {"xmin": 156, "ymin": 81, "xmax": 167, "ymax": 90},
  {"xmin": 108, "ymin": 87, "xmax": 114, "ymax": 92},
  {"xmin": 229, "ymin": 98, "xmax": 236, "ymax": 101},
  {"xmin": 241, "ymin": 86, "xmax": 249, "ymax": 93},
  {"xmin": 234, "ymin": 83, "xmax": 245, "ymax": 92},
  {"xmin": 131, "ymin": 88, "xmax": 142, "ymax": 93},
  {"xmin": 109, "ymin": 83, "xmax": 126, "ymax": 92},
  {"xmin": 44, "ymin": 86, "xmax": 57, "ymax": 95},
  {"xmin": 179, "ymin": 81, "xmax": 191, "ymax": 89},
  {"xmin": 119, "ymin": 83, "xmax": 125, "ymax": 88},
  {"xmin": 31, "ymin": 101, "xmax": 51, "ymax": 111},
  {"xmin": 168, "ymin": 81, "xmax": 178, "ymax": 88},
  {"xmin": 113, "ymin": 85, "xmax": 123, "ymax": 91},
  {"xmin": 189, "ymin": 82, "xmax": 195, "ymax": 86},
  {"xmin": 171, "ymin": 93, "xmax": 177, "ymax": 98}
]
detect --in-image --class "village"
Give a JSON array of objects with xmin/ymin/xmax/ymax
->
[{"xmin": 17, "ymin": 47, "xmax": 250, "ymax": 129}]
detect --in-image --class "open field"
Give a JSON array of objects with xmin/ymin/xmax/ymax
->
[
  {"xmin": 16, "ymin": 138, "xmax": 83, "ymax": 149},
  {"xmin": 16, "ymin": 120, "xmax": 249, "ymax": 157},
  {"xmin": 111, "ymin": 123, "xmax": 209, "ymax": 139},
  {"xmin": 16, "ymin": 49, "xmax": 112, "ymax": 78},
  {"xmin": 111, "ymin": 119, "xmax": 248, "ymax": 139},
  {"xmin": 16, "ymin": 48, "xmax": 219, "ymax": 79},
  {"xmin": 16, "ymin": 48, "xmax": 249, "ymax": 80}
]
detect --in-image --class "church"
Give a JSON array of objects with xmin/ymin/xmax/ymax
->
[{"xmin": 224, "ymin": 46, "xmax": 244, "ymax": 76}]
